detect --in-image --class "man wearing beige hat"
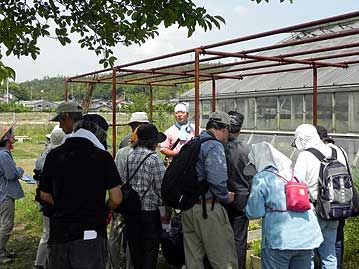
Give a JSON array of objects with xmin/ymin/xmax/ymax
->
[
  {"xmin": 0, "ymin": 124, "xmax": 24, "ymax": 264},
  {"xmin": 119, "ymin": 112, "xmax": 149, "ymax": 149},
  {"xmin": 50, "ymin": 101, "xmax": 83, "ymax": 134}
]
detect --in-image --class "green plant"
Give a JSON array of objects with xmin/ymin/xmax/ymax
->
[
  {"xmin": 248, "ymin": 240, "xmax": 261, "ymax": 257},
  {"xmin": 248, "ymin": 220, "xmax": 262, "ymax": 231}
]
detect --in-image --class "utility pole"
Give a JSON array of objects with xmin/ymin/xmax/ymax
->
[{"xmin": 6, "ymin": 78, "xmax": 9, "ymax": 104}]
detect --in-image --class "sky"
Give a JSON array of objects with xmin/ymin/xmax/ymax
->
[{"xmin": 3, "ymin": 0, "xmax": 359, "ymax": 82}]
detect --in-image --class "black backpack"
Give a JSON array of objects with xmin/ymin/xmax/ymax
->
[
  {"xmin": 306, "ymin": 147, "xmax": 353, "ymax": 220},
  {"xmin": 161, "ymin": 136, "xmax": 215, "ymax": 215}
]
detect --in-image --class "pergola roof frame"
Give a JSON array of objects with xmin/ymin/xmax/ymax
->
[{"xmin": 65, "ymin": 11, "xmax": 359, "ymax": 156}]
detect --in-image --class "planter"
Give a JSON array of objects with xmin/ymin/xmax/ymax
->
[{"xmin": 250, "ymin": 254, "xmax": 261, "ymax": 269}]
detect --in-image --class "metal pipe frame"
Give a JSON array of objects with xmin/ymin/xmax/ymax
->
[
  {"xmin": 64, "ymin": 11, "xmax": 359, "ymax": 141},
  {"xmin": 112, "ymin": 68, "xmax": 117, "ymax": 156},
  {"xmin": 202, "ymin": 50, "xmax": 348, "ymax": 68}
]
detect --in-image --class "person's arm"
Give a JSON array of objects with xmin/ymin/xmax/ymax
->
[
  {"xmin": 204, "ymin": 143, "xmax": 232, "ymax": 204},
  {"xmin": 0, "ymin": 152, "xmax": 23, "ymax": 180},
  {"xmin": 160, "ymin": 127, "xmax": 179, "ymax": 157},
  {"xmin": 245, "ymin": 174, "xmax": 266, "ymax": 219},
  {"xmin": 107, "ymin": 186, "xmax": 122, "ymax": 210},
  {"xmin": 105, "ymin": 153, "xmax": 124, "ymax": 209},
  {"xmin": 40, "ymin": 191, "xmax": 54, "ymax": 205},
  {"xmin": 160, "ymin": 148, "xmax": 178, "ymax": 157}
]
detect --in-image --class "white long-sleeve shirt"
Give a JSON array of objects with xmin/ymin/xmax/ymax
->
[{"xmin": 294, "ymin": 142, "xmax": 347, "ymax": 201}]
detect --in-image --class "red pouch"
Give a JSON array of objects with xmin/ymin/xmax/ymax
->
[
  {"xmin": 269, "ymin": 170, "xmax": 311, "ymax": 212},
  {"xmin": 285, "ymin": 178, "xmax": 311, "ymax": 212}
]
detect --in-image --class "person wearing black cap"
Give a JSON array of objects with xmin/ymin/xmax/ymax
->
[
  {"xmin": 39, "ymin": 117, "xmax": 122, "ymax": 269},
  {"xmin": 123, "ymin": 123, "xmax": 167, "ymax": 269},
  {"xmin": 225, "ymin": 111, "xmax": 251, "ymax": 269}
]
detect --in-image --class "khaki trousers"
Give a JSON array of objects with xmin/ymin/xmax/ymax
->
[
  {"xmin": 182, "ymin": 203, "xmax": 238, "ymax": 269},
  {"xmin": 0, "ymin": 197, "xmax": 15, "ymax": 252}
]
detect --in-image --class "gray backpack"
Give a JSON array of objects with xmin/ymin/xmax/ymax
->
[{"xmin": 306, "ymin": 147, "xmax": 353, "ymax": 220}]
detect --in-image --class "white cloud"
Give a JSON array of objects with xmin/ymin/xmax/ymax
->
[{"xmin": 234, "ymin": 5, "xmax": 249, "ymax": 16}]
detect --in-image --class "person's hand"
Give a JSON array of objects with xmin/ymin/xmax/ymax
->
[
  {"xmin": 106, "ymin": 210, "xmax": 113, "ymax": 225},
  {"xmin": 227, "ymin": 192, "xmax": 235, "ymax": 203}
]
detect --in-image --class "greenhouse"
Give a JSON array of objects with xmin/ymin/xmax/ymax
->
[{"xmin": 179, "ymin": 16, "xmax": 359, "ymax": 166}]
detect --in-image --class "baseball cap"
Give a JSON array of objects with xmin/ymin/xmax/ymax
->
[
  {"xmin": 50, "ymin": 101, "xmax": 82, "ymax": 122},
  {"xmin": 128, "ymin": 112, "xmax": 149, "ymax": 125},
  {"xmin": 0, "ymin": 123, "xmax": 15, "ymax": 143},
  {"xmin": 136, "ymin": 123, "xmax": 166, "ymax": 143},
  {"xmin": 208, "ymin": 111, "xmax": 232, "ymax": 126}
]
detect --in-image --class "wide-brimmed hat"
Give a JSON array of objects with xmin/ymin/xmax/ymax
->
[
  {"xmin": 0, "ymin": 123, "xmax": 15, "ymax": 143},
  {"xmin": 136, "ymin": 123, "xmax": 166, "ymax": 143},
  {"xmin": 127, "ymin": 112, "xmax": 149, "ymax": 125},
  {"xmin": 50, "ymin": 101, "xmax": 82, "ymax": 121},
  {"xmin": 47, "ymin": 126, "xmax": 65, "ymax": 149}
]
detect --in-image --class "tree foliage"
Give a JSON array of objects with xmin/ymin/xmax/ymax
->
[{"xmin": 0, "ymin": 0, "xmax": 226, "ymax": 83}]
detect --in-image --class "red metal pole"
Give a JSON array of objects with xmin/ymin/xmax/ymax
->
[
  {"xmin": 149, "ymin": 84, "xmax": 153, "ymax": 121},
  {"xmin": 112, "ymin": 68, "xmax": 117, "ymax": 157},
  {"xmin": 313, "ymin": 65, "xmax": 318, "ymax": 126},
  {"xmin": 212, "ymin": 79, "xmax": 216, "ymax": 112},
  {"xmin": 64, "ymin": 80, "xmax": 68, "ymax": 101},
  {"xmin": 194, "ymin": 49, "xmax": 201, "ymax": 135}
]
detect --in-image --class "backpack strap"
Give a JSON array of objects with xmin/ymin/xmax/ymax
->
[
  {"xmin": 125, "ymin": 152, "xmax": 154, "ymax": 185},
  {"xmin": 306, "ymin": 148, "xmax": 326, "ymax": 162},
  {"xmin": 337, "ymin": 146, "xmax": 351, "ymax": 177},
  {"xmin": 331, "ymin": 147, "xmax": 337, "ymax": 160},
  {"xmin": 198, "ymin": 135, "xmax": 216, "ymax": 219},
  {"xmin": 170, "ymin": 138, "xmax": 181, "ymax": 150}
]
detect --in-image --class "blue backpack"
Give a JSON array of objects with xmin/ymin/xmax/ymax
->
[{"xmin": 306, "ymin": 147, "xmax": 353, "ymax": 220}]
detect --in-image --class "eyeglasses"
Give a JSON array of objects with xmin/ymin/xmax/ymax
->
[{"xmin": 291, "ymin": 138, "xmax": 297, "ymax": 148}]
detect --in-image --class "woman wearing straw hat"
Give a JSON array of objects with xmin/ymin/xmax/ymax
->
[{"xmin": 0, "ymin": 124, "xmax": 24, "ymax": 264}]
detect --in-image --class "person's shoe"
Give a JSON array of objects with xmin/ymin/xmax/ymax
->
[{"xmin": 33, "ymin": 265, "xmax": 46, "ymax": 269}]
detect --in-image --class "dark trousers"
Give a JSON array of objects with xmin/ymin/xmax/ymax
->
[
  {"xmin": 48, "ymin": 235, "xmax": 107, "ymax": 269},
  {"xmin": 230, "ymin": 214, "xmax": 249, "ymax": 269},
  {"xmin": 124, "ymin": 210, "xmax": 161, "ymax": 269},
  {"xmin": 335, "ymin": 219, "xmax": 345, "ymax": 269}
]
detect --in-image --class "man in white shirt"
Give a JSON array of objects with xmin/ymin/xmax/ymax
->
[{"xmin": 293, "ymin": 124, "xmax": 346, "ymax": 269}]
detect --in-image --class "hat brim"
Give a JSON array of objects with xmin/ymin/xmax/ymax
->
[
  {"xmin": 0, "ymin": 123, "xmax": 15, "ymax": 143},
  {"xmin": 50, "ymin": 113, "xmax": 61, "ymax": 122},
  {"xmin": 128, "ymin": 120, "xmax": 150, "ymax": 125},
  {"xmin": 243, "ymin": 162, "xmax": 257, "ymax": 176},
  {"xmin": 157, "ymin": 133, "xmax": 166, "ymax": 143}
]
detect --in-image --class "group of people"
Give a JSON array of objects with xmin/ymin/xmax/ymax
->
[{"xmin": 0, "ymin": 100, "xmax": 355, "ymax": 269}]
